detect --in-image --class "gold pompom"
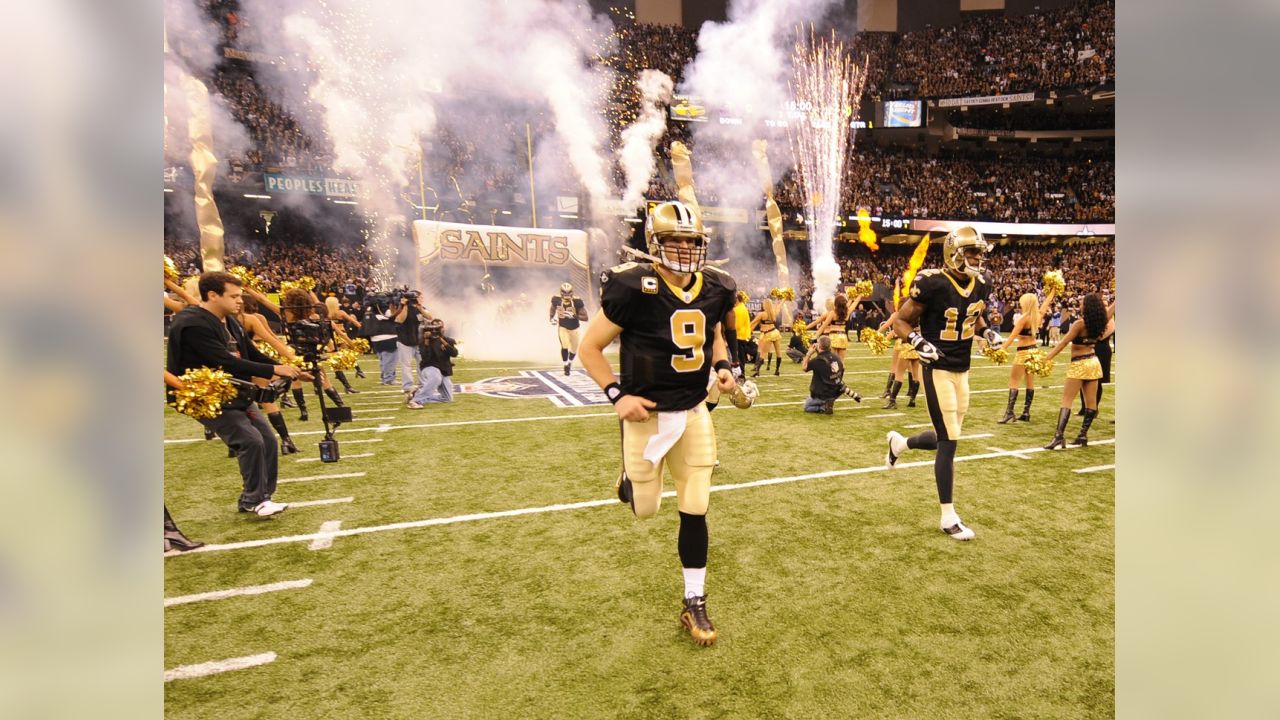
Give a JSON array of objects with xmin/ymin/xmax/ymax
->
[
  {"xmin": 782, "ymin": 288, "xmax": 795, "ymax": 301},
  {"xmin": 848, "ymin": 280, "xmax": 873, "ymax": 297},
  {"xmin": 297, "ymin": 276, "xmax": 318, "ymax": 292},
  {"xmin": 170, "ymin": 367, "xmax": 239, "ymax": 420},
  {"xmin": 228, "ymin": 265, "xmax": 266, "ymax": 293},
  {"xmin": 326, "ymin": 348, "xmax": 360, "ymax": 371},
  {"xmin": 982, "ymin": 346, "xmax": 1009, "ymax": 365},
  {"xmin": 164, "ymin": 256, "xmax": 179, "ymax": 284},
  {"xmin": 347, "ymin": 337, "xmax": 371, "ymax": 354},
  {"xmin": 791, "ymin": 320, "xmax": 812, "ymax": 348},
  {"xmin": 860, "ymin": 327, "xmax": 893, "ymax": 355},
  {"xmin": 1023, "ymin": 348, "xmax": 1055, "ymax": 378},
  {"xmin": 1043, "ymin": 270, "xmax": 1066, "ymax": 296}
]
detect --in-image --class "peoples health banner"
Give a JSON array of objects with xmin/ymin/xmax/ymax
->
[
  {"xmin": 412, "ymin": 220, "xmax": 589, "ymax": 271},
  {"xmin": 263, "ymin": 173, "xmax": 364, "ymax": 199}
]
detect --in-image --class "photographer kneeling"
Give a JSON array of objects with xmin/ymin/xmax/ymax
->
[
  {"xmin": 167, "ymin": 272, "xmax": 308, "ymax": 516},
  {"xmin": 803, "ymin": 335, "xmax": 860, "ymax": 415},
  {"xmin": 407, "ymin": 319, "xmax": 458, "ymax": 409}
]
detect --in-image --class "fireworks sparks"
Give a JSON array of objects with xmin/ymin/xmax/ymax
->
[{"xmin": 787, "ymin": 26, "xmax": 868, "ymax": 308}]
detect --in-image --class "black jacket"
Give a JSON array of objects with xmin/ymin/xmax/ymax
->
[
  {"xmin": 419, "ymin": 337, "xmax": 459, "ymax": 376},
  {"xmin": 805, "ymin": 350, "xmax": 845, "ymax": 401},
  {"xmin": 167, "ymin": 306, "xmax": 276, "ymax": 405}
]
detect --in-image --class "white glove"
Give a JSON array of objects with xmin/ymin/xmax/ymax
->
[
  {"xmin": 907, "ymin": 331, "xmax": 942, "ymax": 364},
  {"xmin": 983, "ymin": 328, "xmax": 1003, "ymax": 347}
]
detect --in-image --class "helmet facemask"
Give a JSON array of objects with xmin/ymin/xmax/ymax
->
[{"xmin": 651, "ymin": 233, "xmax": 708, "ymax": 274}]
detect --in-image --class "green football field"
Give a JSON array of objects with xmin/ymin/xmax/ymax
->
[{"xmin": 164, "ymin": 343, "xmax": 1115, "ymax": 719}]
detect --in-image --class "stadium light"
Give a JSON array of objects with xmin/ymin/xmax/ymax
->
[
  {"xmin": 163, "ymin": 188, "xmax": 174, "ymax": 193},
  {"xmin": 332, "ymin": 199, "xmax": 357, "ymax": 205},
  {"xmin": 243, "ymin": 193, "xmax": 272, "ymax": 199},
  {"xmin": 500, "ymin": 210, "xmax": 512, "ymax": 215},
  {"xmin": 559, "ymin": 214, "xmax": 578, "ymax": 219}
]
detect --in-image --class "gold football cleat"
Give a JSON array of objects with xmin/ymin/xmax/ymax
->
[{"xmin": 680, "ymin": 595, "xmax": 717, "ymax": 646}]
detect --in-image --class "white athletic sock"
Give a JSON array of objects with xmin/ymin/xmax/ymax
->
[
  {"xmin": 890, "ymin": 433, "xmax": 908, "ymax": 456},
  {"xmin": 940, "ymin": 503, "xmax": 959, "ymax": 526},
  {"xmin": 683, "ymin": 567, "xmax": 706, "ymax": 599}
]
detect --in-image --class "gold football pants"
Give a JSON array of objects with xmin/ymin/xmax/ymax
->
[
  {"xmin": 558, "ymin": 326, "xmax": 580, "ymax": 353},
  {"xmin": 921, "ymin": 367, "xmax": 970, "ymax": 441},
  {"xmin": 621, "ymin": 404, "xmax": 716, "ymax": 518}
]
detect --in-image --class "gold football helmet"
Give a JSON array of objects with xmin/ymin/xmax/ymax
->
[
  {"xmin": 646, "ymin": 201, "xmax": 707, "ymax": 273},
  {"xmin": 942, "ymin": 226, "xmax": 989, "ymax": 280},
  {"xmin": 559, "ymin": 282, "xmax": 573, "ymax": 297}
]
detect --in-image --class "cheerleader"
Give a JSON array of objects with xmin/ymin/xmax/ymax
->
[
  {"xmin": 995, "ymin": 288, "xmax": 1058, "ymax": 423},
  {"xmin": 324, "ymin": 296, "xmax": 362, "ymax": 394},
  {"xmin": 1042, "ymin": 293, "xmax": 1114, "ymax": 449},
  {"xmin": 238, "ymin": 297, "xmax": 303, "ymax": 454},
  {"xmin": 814, "ymin": 293, "xmax": 860, "ymax": 363},
  {"xmin": 749, "ymin": 298, "xmax": 784, "ymax": 377},
  {"xmin": 878, "ymin": 310, "xmax": 921, "ymax": 410},
  {"xmin": 279, "ymin": 288, "xmax": 346, "ymax": 420}
]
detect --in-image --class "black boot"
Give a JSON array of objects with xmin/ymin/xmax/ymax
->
[
  {"xmin": 164, "ymin": 505, "xmax": 204, "ymax": 552},
  {"xmin": 751, "ymin": 358, "xmax": 762, "ymax": 378},
  {"xmin": 773, "ymin": 355, "xmax": 781, "ymax": 376},
  {"xmin": 880, "ymin": 372, "xmax": 894, "ymax": 398},
  {"xmin": 1076, "ymin": 389, "xmax": 1087, "ymax": 416},
  {"xmin": 325, "ymin": 387, "xmax": 345, "ymax": 407},
  {"xmin": 1072, "ymin": 408, "xmax": 1098, "ymax": 446},
  {"xmin": 906, "ymin": 377, "xmax": 919, "ymax": 407},
  {"xmin": 203, "ymin": 426, "xmax": 216, "ymax": 441},
  {"xmin": 884, "ymin": 380, "xmax": 901, "ymax": 409},
  {"xmin": 354, "ymin": 365, "xmax": 366, "ymax": 379},
  {"xmin": 998, "ymin": 389, "xmax": 1018, "ymax": 423},
  {"xmin": 336, "ymin": 371, "xmax": 359, "ymax": 393},
  {"xmin": 1018, "ymin": 389, "xmax": 1035, "ymax": 421},
  {"xmin": 267, "ymin": 412, "xmax": 298, "ymax": 455},
  {"xmin": 228, "ymin": 445, "xmax": 238, "ymax": 458},
  {"xmin": 293, "ymin": 388, "xmax": 309, "ymax": 422},
  {"xmin": 1045, "ymin": 408, "xmax": 1072, "ymax": 449}
]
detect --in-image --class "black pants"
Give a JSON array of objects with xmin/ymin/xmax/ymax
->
[{"xmin": 201, "ymin": 404, "xmax": 279, "ymax": 509}]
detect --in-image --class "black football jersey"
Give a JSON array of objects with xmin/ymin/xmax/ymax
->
[
  {"xmin": 909, "ymin": 269, "xmax": 991, "ymax": 372},
  {"xmin": 600, "ymin": 262, "xmax": 737, "ymax": 411},
  {"xmin": 551, "ymin": 296, "xmax": 586, "ymax": 330}
]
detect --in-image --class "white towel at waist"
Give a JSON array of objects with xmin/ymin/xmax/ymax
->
[{"xmin": 642, "ymin": 410, "xmax": 688, "ymax": 464}]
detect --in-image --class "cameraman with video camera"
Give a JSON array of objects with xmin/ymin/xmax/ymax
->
[
  {"xmin": 166, "ymin": 272, "xmax": 309, "ymax": 517},
  {"xmin": 407, "ymin": 318, "xmax": 458, "ymax": 408},
  {"xmin": 394, "ymin": 290, "xmax": 429, "ymax": 398},
  {"xmin": 361, "ymin": 294, "xmax": 401, "ymax": 386}
]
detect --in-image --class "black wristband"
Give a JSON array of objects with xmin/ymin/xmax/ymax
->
[
  {"xmin": 604, "ymin": 382, "xmax": 623, "ymax": 404},
  {"xmin": 713, "ymin": 360, "xmax": 732, "ymax": 373}
]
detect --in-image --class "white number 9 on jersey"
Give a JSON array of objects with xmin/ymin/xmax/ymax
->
[{"xmin": 670, "ymin": 309, "xmax": 707, "ymax": 372}]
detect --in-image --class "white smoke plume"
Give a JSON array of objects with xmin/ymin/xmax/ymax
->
[{"xmin": 618, "ymin": 70, "xmax": 673, "ymax": 210}]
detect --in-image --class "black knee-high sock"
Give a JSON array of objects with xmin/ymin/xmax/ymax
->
[
  {"xmin": 934, "ymin": 439, "xmax": 958, "ymax": 504},
  {"xmin": 335, "ymin": 370, "xmax": 353, "ymax": 390},
  {"xmin": 884, "ymin": 372, "xmax": 895, "ymax": 393},
  {"xmin": 292, "ymin": 388, "xmax": 308, "ymax": 409},
  {"xmin": 325, "ymin": 387, "xmax": 344, "ymax": 406},
  {"xmin": 1023, "ymin": 388, "xmax": 1035, "ymax": 413},
  {"xmin": 677, "ymin": 511, "xmax": 708, "ymax": 568},
  {"xmin": 561, "ymin": 348, "xmax": 569, "ymax": 362},
  {"xmin": 907, "ymin": 429, "xmax": 938, "ymax": 450},
  {"xmin": 567, "ymin": 351, "xmax": 575, "ymax": 361},
  {"xmin": 888, "ymin": 380, "xmax": 902, "ymax": 400},
  {"xmin": 267, "ymin": 411, "xmax": 291, "ymax": 441},
  {"xmin": 907, "ymin": 377, "xmax": 919, "ymax": 401}
]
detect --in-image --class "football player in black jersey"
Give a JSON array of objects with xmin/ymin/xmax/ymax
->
[
  {"xmin": 883, "ymin": 227, "xmax": 1003, "ymax": 541},
  {"xmin": 579, "ymin": 200, "xmax": 738, "ymax": 647},
  {"xmin": 550, "ymin": 282, "xmax": 588, "ymax": 375}
]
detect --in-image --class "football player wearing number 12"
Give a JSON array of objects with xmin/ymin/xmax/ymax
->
[
  {"xmin": 884, "ymin": 226, "xmax": 1003, "ymax": 541},
  {"xmin": 579, "ymin": 200, "xmax": 738, "ymax": 647}
]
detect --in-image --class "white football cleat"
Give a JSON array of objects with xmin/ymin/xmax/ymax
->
[
  {"xmin": 253, "ymin": 500, "xmax": 289, "ymax": 517},
  {"xmin": 941, "ymin": 519, "xmax": 975, "ymax": 541},
  {"xmin": 885, "ymin": 431, "xmax": 905, "ymax": 469}
]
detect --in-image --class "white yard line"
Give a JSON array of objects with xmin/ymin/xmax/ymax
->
[
  {"xmin": 309, "ymin": 521, "xmax": 343, "ymax": 550},
  {"xmin": 865, "ymin": 412, "xmax": 905, "ymax": 418},
  {"xmin": 524, "ymin": 370, "xmax": 585, "ymax": 407},
  {"xmin": 164, "ymin": 652, "xmax": 277, "ymax": 682},
  {"xmin": 278, "ymin": 472, "xmax": 367, "ymax": 484},
  {"xmin": 296, "ymin": 452, "xmax": 374, "ymax": 463},
  {"xmin": 345, "ymin": 415, "xmax": 398, "ymax": 421},
  {"xmin": 169, "ymin": 439, "xmax": 1114, "ymax": 557},
  {"xmin": 905, "ymin": 423, "xmax": 933, "ymax": 428},
  {"xmin": 342, "ymin": 405, "xmax": 403, "ymax": 411},
  {"xmin": 958, "ymin": 433, "xmax": 995, "ymax": 440},
  {"xmin": 340, "ymin": 439, "xmax": 384, "ymax": 444},
  {"xmin": 1073, "ymin": 464, "xmax": 1116, "ymax": 474},
  {"xmin": 287, "ymin": 497, "xmax": 354, "ymax": 508},
  {"xmin": 988, "ymin": 446, "xmax": 1034, "ymax": 460},
  {"xmin": 165, "ymin": 383, "xmax": 1097, "ymax": 443},
  {"xmin": 164, "ymin": 579, "xmax": 312, "ymax": 607}
]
